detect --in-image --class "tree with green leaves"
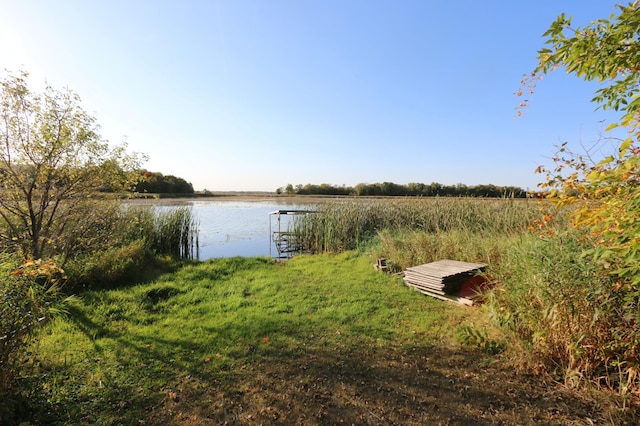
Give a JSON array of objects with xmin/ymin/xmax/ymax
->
[
  {"xmin": 0, "ymin": 70, "xmax": 144, "ymax": 262},
  {"xmin": 524, "ymin": 2, "xmax": 640, "ymax": 285}
]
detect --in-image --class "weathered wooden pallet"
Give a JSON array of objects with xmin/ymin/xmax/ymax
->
[
  {"xmin": 404, "ymin": 278, "xmax": 475, "ymax": 294},
  {"xmin": 409, "ymin": 286, "xmax": 474, "ymax": 306},
  {"xmin": 406, "ymin": 260, "xmax": 486, "ymax": 277},
  {"xmin": 403, "ymin": 259, "xmax": 487, "ymax": 306}
]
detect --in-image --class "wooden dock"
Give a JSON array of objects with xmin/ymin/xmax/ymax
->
[
  {"xmin": 404, "ymin": 259, "xmax": 487, "ymax": 305},
  {"xmin": 268, "ymin": 209, "xmax": 316, "ymax": 259}
]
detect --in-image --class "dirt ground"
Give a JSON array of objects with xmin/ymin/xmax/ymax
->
[{"xmin": 142, "ymin": 344, "xmax": 638, "ymax": 425}]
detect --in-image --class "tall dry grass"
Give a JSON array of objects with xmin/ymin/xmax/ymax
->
[
  {"xmin": 292, "ymin": 197, "xmax": 548, "ymax": 257},
  {"xmin": 486, "ymin": 229, "xmax": 640, "ymax": 400},
  {"xmin": 373, "ymin": 228, "xmax": 521, "ymax": 272}
]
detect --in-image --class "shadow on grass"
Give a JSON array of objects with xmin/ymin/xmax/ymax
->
[
  {"xmin": 42, "ymin": 311, "xmax": 627, "ymax": 426},
  {"xmin": 142, "ymin": 344, "xmax": 610, "ymax": 425}
]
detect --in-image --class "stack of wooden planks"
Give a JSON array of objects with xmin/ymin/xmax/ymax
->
[{"xmin": 404, "ymin": 259, "xmax": 487, "ymax": 306}]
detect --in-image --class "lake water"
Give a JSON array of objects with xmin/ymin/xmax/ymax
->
[{"xmin": 143, "ymin": 198, "xmax": 313, "ymax": 260}]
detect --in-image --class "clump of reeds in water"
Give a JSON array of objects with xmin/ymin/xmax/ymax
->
[
  {"xmin": 291, "ymin": 198, "xmax": 546, "ymax": 254},
  {"xmin": 151, "ymin": 207, "xmax": 199, "ymax": 260}
]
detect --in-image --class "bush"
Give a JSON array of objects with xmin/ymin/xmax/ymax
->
[
  {"xmin": 506, "ymin": 2, "xmax": 640, "ymax": 398},
  {"xmin": 64, "ymin": 239, "xmax": 157, "ymax": 292},
  {"xmin": 63, "ymin": 206, "xmax": 198, "ymax": 292},
  {"xmin": 0, "ymin": 257, "xmax": 66, "ymax": 421},
  {"xmin": 487, "ymin": 229, "xmax": 640, "ymax": 395}
]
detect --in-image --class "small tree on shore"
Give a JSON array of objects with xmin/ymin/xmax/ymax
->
[{"xmin": 0, "ymin": 70, "xmax": 144, "ymax": 261}]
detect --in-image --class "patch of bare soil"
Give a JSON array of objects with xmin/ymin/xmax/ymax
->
[{"xmin": 144, "ymin": 344, "xmax": 638, "ymax": 425}]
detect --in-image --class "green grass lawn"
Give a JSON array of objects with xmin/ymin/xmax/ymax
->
[{"xmin": 24, "ymin": 252, "xmax": 627, "ymax": 425}]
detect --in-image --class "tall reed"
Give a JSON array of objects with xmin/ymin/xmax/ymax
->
[
  {"xmin": 149, "ymin": 207, "xmax": 199, "ymax": 260},
  {"xmin": 114, "ymin": 205, "xmax": 199, "ymax": 259},
  {"xmin": 291, "ymin": 198, "xmax": 545, "ymax": 254},
  {"xmin": 374, "ymin": 228, "xmax": 522, "ymax": 271}
]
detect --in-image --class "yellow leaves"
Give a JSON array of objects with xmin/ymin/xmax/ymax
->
[
  {"xmin": 528, "ymin": 214, "xmax": 556, "ymax": 239},
  {"xmin": 585, "ymin": 170, "xmax": 610, "ymax": 186},
  {"xmin": 623, "ymin": 159, "xmax": 636, "ymax": 171},
  {"xmin": 619, "ymin": 138, "xmax": 632, "ymax": 158},
  {"xmin": 10, "ymin": 258, "xmax": 67, "ymax": 286}
]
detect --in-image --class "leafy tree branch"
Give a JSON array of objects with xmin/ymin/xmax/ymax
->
[{"xmin": 0, "ymin": 70, "xmax": 145, "ymax": 261}]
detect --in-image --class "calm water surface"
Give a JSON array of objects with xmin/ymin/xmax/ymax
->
[{"xmin": 141, "ymin": 198, "xmax": 312, "ymax": 260}]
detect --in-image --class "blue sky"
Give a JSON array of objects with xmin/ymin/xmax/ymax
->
[{"xmin": 0, "ymin": 1, "xmax": 626, "ymax": 192}]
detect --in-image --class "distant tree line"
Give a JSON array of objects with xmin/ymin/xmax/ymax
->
[
  {"xmin": 276, "ymin": 182, "xmax": 528, "ymax": 198},
  {"xmin": 132, "ymin": 170, "xmax": 194, "ymax": 194}
]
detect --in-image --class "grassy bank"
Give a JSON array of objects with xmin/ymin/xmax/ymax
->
[
  {"xmin": 0, "ymin": 204, "xmax": 198, "ymax": 421},
  {"xmin": 16, "ymin": 253, "xmax": 632, "ymax": 424},
  {"xmin": 5, "ymin": 196, "xmax": 639, "ymax": 424}
]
